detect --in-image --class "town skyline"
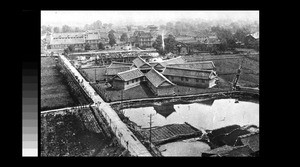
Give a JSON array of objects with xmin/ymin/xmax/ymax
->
[{"xmin": 41, "ymin": 10, "xmax": 259, "ymax": 28}]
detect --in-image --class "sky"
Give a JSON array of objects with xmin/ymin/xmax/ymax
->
[{"xmin": 41, "ymin": 11, "xmax": 259, "ymax": 27}]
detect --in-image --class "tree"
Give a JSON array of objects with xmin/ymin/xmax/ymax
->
[
  {"xmin": 53, "ymin": 27, "xmax": 60, "ymax": 33},
  {"xmin": 152, "ymin": 35, "xmax": 166, "ymax": 55},
  {"xmin": 98, "ymin": 42, "xmax": 105, "ymax": 50},
  {"xmin": 108, "ymin": 31, "xmax": 116, "ymax": 47},
  {"xmin": 84, "ymin": 43, "xmax": 91, "ymax": 51},
  {"xmin": 164, "ymin": 34, "xmax": 177, "ymax": 53},
  {"xmin": 62, "ymin": 25, "xmax": 72, "ymax": 33},
  {"xmin": 68, "ymin": 45, "xmax": 75, "ymax": 52},
  {"xmin": 120, "ymin": 33, "xmax": 128, "ymax": 42}
]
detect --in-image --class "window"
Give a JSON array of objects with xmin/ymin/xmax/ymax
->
[
  {"xmin": 196, "ymin": 79, "xmax": 199, "ymax": 83},
  {"xmin": 132, "ymin": 80, "xmax": 134, "ymax": 83},
  {"xmin": 185, "ymin": 78, "xmax": 189, "ymax": 81},
  {"xmin": 127, "ymin": 81, "xmax": 129, "ymax": 85},
  {"xmin": 181, "ymin": 77, "xmax": 184, "ymax": 81},
  {"xmin": 202, "ymin": 80, "xmax": 205, "ymax": 83}
]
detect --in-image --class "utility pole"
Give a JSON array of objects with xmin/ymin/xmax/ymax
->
[
  {"xmin": 148, "ymin": 114, "xmax": 154, "ymax": 149},
  {"xmin": 94, "ymin": 68, "xmax": 96, "ymax": 83}
]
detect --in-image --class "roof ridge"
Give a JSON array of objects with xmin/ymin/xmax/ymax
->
[
  {"xmin": 117, "ymin": 68, "xmax": 139, "ymax": 75},
  {"xmin": 152, "ymin": 69, "xmax": 174, "ymax": 85},
  {"xmin": 165, "ymin": 66, "xmax": 214, "ymax": 72}
]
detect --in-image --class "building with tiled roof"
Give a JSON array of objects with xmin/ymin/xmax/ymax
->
[
  {"xmin": 167, "ymin": 61, "xmax": 216, "ymax": 71},
  {"xmin": 49, "ymin": 32, "xmax": 86, "ymax": 50},
  {"xmin": 145, "ymin": 69, "xmax": 175, "ymax": 96},
  {"xmin": 162, "ymin": 66, "xmax": 218, "ymax": 88},
  {"xmin": 105, "ymin": 66, "xmax": 132, "ymax": 79},
  {"xmin": 132, "ymin": 56, "xmax": 152, "ymax": 73},
  {"xmin": 111, "ymin": 68, "xmax": 144, "ymax": 90},
  {"xmin": 235, "ymin": 132, "xmax": 259, "ymax": 153},
  {"xmin": 131, "ymin": 31, "xmax": 153, "ymax": 48},
  {"xmin": 202, "ymin": 145, "xmax": 254, "ymax": 157}
]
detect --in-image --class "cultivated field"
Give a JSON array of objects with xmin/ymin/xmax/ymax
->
[
  {"xmin": 41, "ymin": 57, "xmax": 77, "ymax": 110},
  {"xmin": 41, "ymin": 108, "xmax": 129, "ymax": 156}
]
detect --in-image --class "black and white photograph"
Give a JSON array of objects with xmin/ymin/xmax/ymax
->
[{"xmin": 40, "ymin": 10, "xmax": 259, "ymax": 157}]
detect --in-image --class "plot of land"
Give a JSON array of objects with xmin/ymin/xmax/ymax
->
[
  {"xmin": 79, "ymin": 67, "xmax": 107, "ymax": 83},
  {"xmin": 41, "ymin": 109, "xmax": 129, "ymax": 156},
  {"xmin": 41, "ymin": 57, "xmax": 77, "ymax": 110}
]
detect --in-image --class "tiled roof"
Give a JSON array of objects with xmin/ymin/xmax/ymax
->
[
  {"xmin": 203, "ymin": 145, "xmax": 234, "ymax": 155},
  {"xmin": 159, "ymin": 56, "xmax": 186, "ymax": 67},
  {"xmin": 167, "ymin": 61, "xmax": 215, "ymax": 70},
  {"xmin": 50, "ymin": 33, "xmax": 85, "ymax": 45},
  {"xmin": 132, "ymin": 56, "xmax": 151, "ymax": 68},
  {"xmin": 106, "ymin": 66, "xmax": 132, "ymax": 76},
  {"xmin": 162, "ymin": 66, "xmax": 216, "ymax": 80},
  {"xmin": 116, "ymin": 68, "xmax": 144, "ymax": 81},
  {"xmin": 238, "ymin": 132, "xmax": 259, "ymax": 152},
  {"xmin": 145, "ymin": 69, "xmax": 175, "ymax": 88},
  {"xmin": 108, "ymin": 61, "xmax": 133, "ymax": 68},
  {"xmin": 202, "ymin": 145, "xmax": 253, "ymax": 157}
]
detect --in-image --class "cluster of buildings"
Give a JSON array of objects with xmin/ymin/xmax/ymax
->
[
  {"xmin": 104, "ymin": 56, "xmax": 218, "ymax": 96},
  {"xmin": 43, "ymin": 25, "xmax": 159, "ymax": 53}
]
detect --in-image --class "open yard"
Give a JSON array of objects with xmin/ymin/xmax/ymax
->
[
  {"xmin": 41, "ymin": 57, "xmax": 77, "ymax": 110},
  {"xmin": 78, "ymin": 67, "xmax": 107, "ymax": 83},
  {"xmin": 41, "ymin": 108, "xmax": 129, "ymax": 156}
]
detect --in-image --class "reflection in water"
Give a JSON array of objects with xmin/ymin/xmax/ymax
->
[
  {"xmin": 124, "ymin": 98, "xmax": 259, "ymax": 130},
  {"xmin": 153, "ymin": 104, "xmax": 176, "ymax": 118}
]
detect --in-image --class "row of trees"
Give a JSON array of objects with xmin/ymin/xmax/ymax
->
[
  {"xmin": 64, "ymin": 42, "xmax": 106, "ymax": 54},
  {"xmin": 41, "ymin": 20, "xmax": 114, "ymax": 34},
  {"xmin": 152, "ymin": 25, "xmax": 258, "ymax": 55}
]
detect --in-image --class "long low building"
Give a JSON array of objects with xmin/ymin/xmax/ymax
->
[
  {"xmin": 167, "ymin": 61, "xmax": 216, "ymax": 71},
  {"xmin": 145, "ymin": 69, "xmax": 175, "ymax": 96},
  {"xmin": 162, "ymin": 66, "xmax": 218, "ymax": 88}
]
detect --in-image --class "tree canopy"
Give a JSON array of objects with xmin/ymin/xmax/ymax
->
[
  {"xmin": 98, "ymin": 42, "xmax": 105, "ymax": 50},
  {"xmin": 108, "ymin": 32, "xmax": 116, "ymax": 47},
  {"xmin": 120, "ymin": 33, "xmax": 128, "ymax": 42}
]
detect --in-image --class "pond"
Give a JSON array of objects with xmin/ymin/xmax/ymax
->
[
  {"xmin": 158, "ymin": 138, "xmax": 210, "ymax": 156},
  {"xmin": 123, "ymin": 98, "xmax": 259, "ymax": 131}
]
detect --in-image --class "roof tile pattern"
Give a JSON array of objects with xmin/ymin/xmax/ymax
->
[
  {"xmin": 116, "ymin": 68, "xmax": 144, "ymax": 81},
  {"xmin": 145, "ymin": 69, "xmax": 174, "ymax": 88},
  {"xmin": 162, "ymin": 66, "xmax": 216, "ymax": 79},
  {"xmin": 106, "ymin": 66, "xmax": 132, "ymax": 76},
  {"xmin": 167, "ymin": 61, "xmax": 215, "ymax": 70}
]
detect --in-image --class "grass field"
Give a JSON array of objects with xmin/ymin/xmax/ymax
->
[
  {"xmin": 41, "ymin": 109, "xmax": 129, "ymax": 156},
  {"xmin": 41, "ymin": 57, "xmax": 77, "ymax": 110},
  {"xmin": 211, "ymin": 56, "xmax": 259, "ymax": 87}
]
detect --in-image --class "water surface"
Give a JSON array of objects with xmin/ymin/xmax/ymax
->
[{"xmin": 123, "ymin": 98, "xmax": 259, "ymax": 130}]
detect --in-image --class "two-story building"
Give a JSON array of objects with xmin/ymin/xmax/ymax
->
[{"xmin": 131, "ymin": 31, "xmax": 153, "ymax": 48}]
